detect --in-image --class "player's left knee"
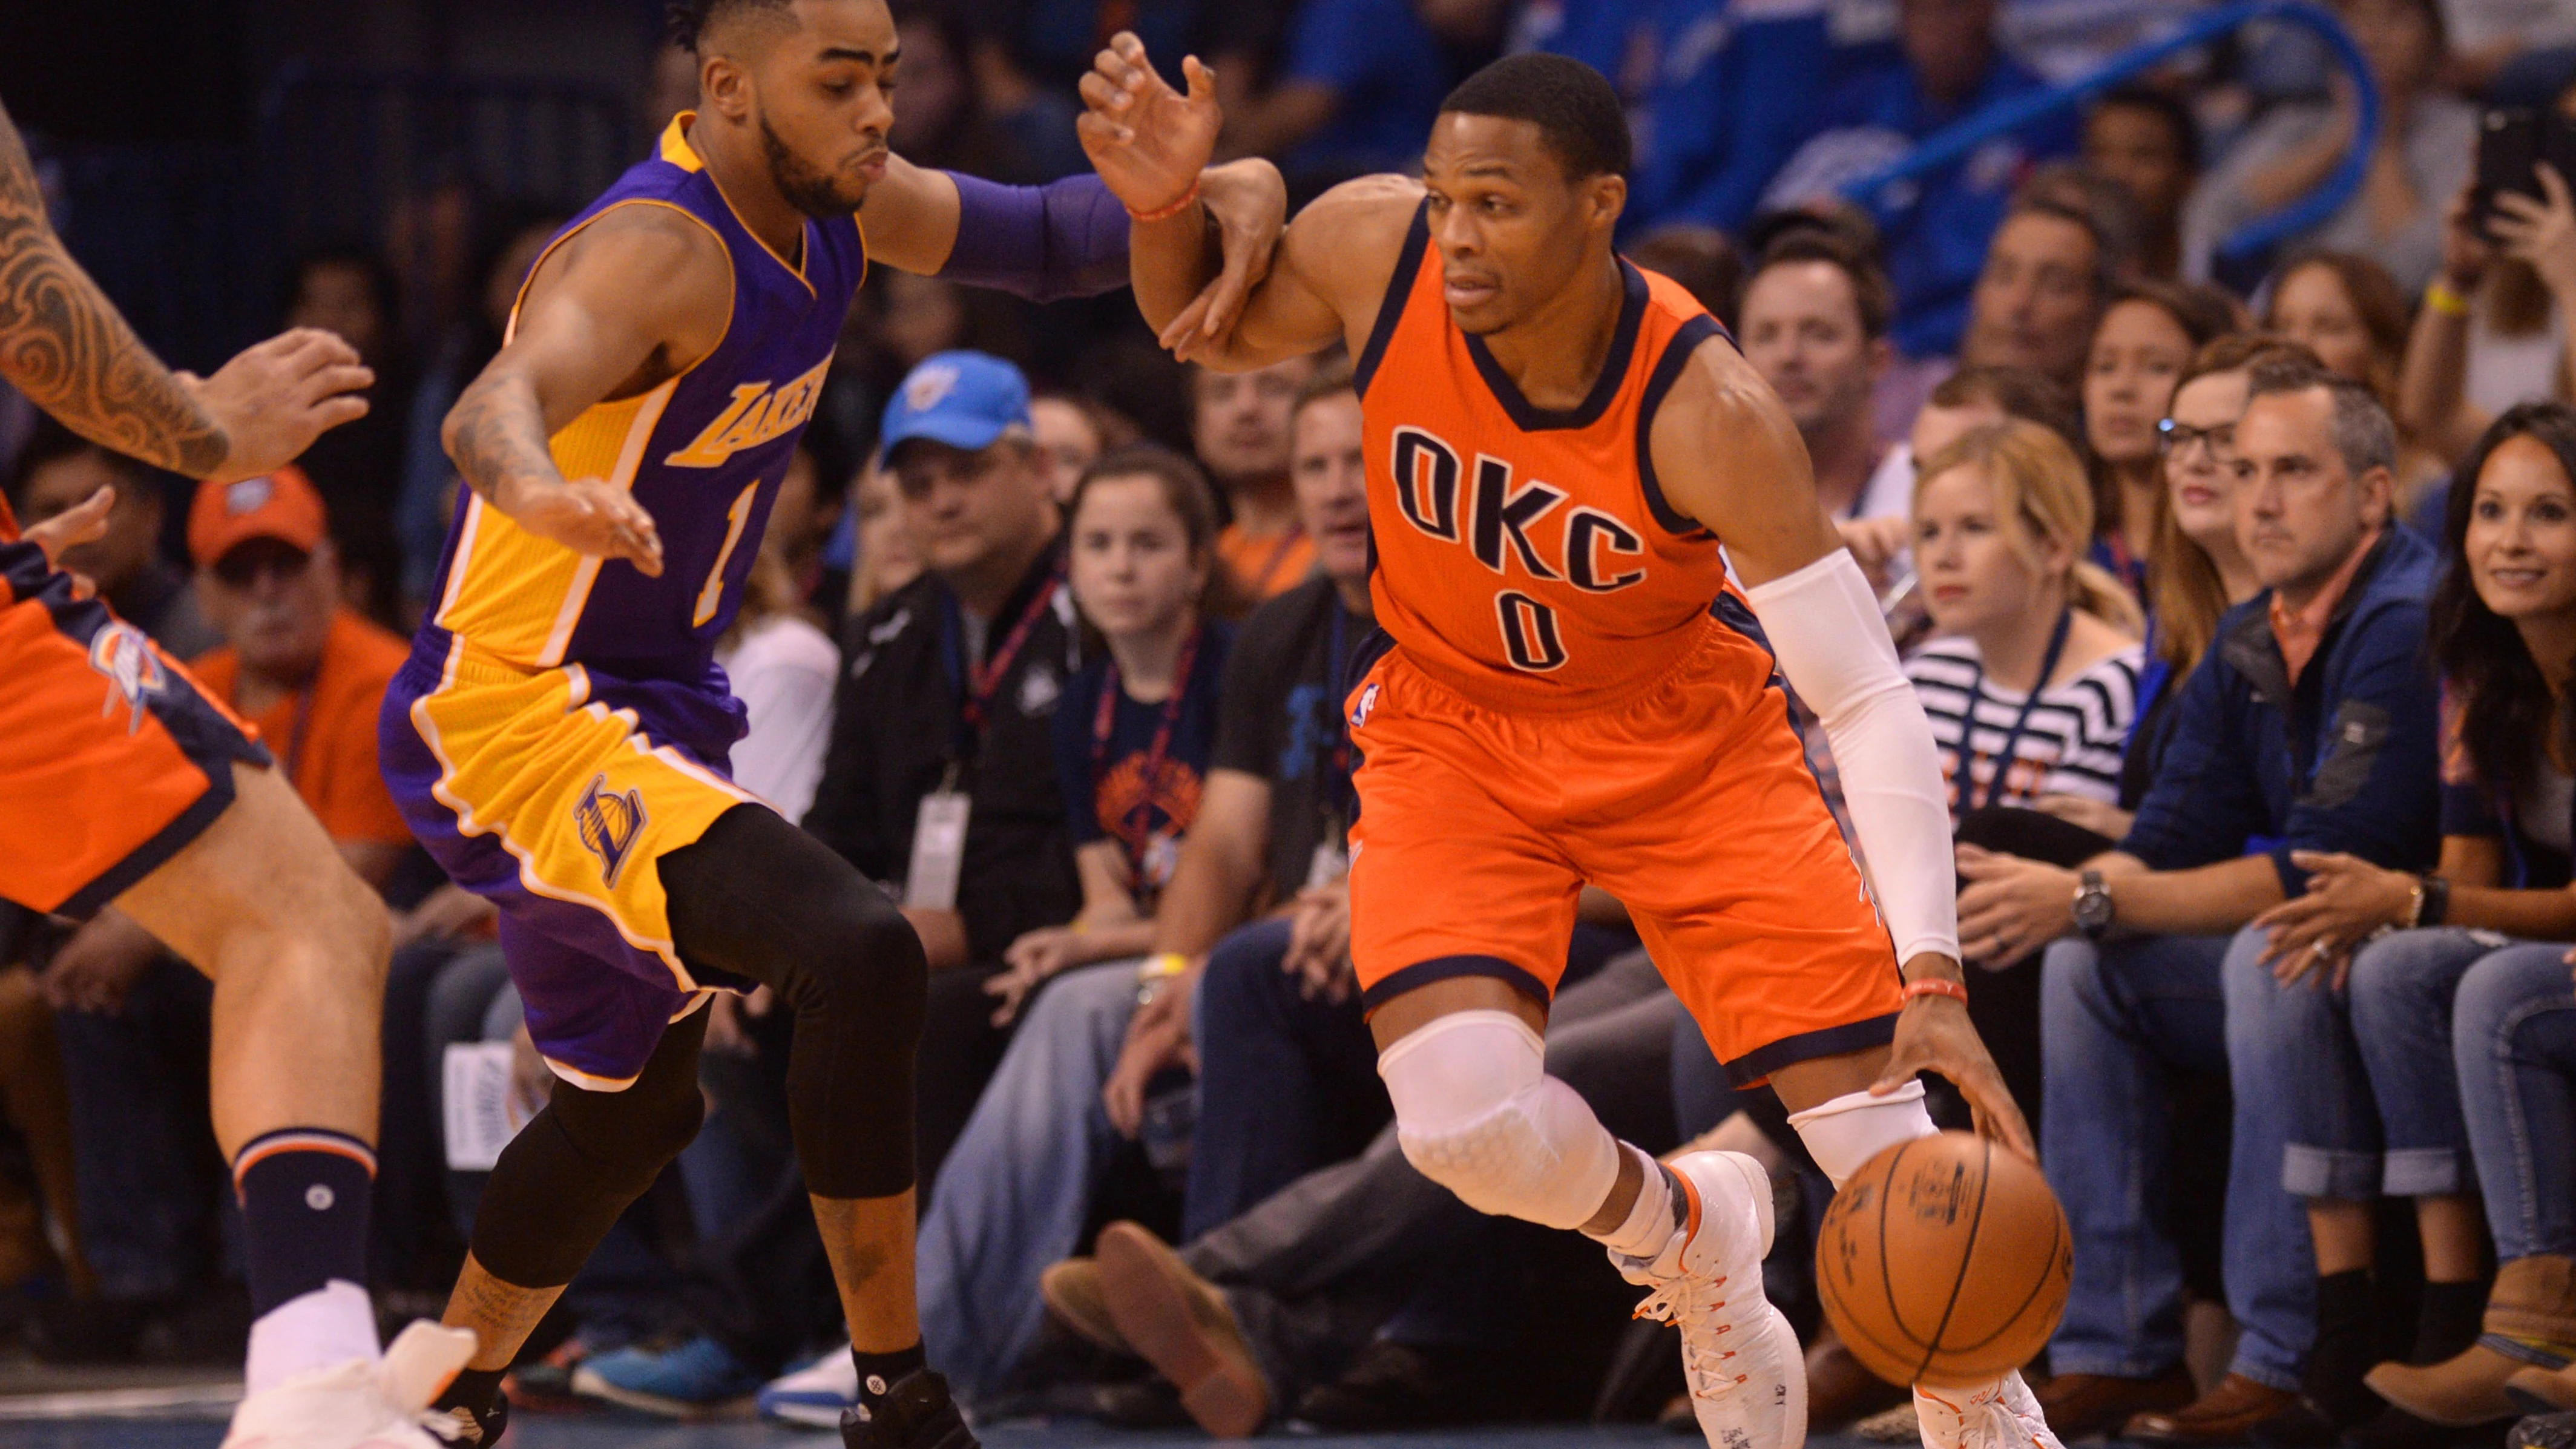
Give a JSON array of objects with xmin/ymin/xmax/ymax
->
[
  {"xmin": 1786, "ymin": 1077, "xmax": 1937, "ymax": 1189},
  {"xmin": 777, "ymin": 889, "xmax": 927, "ymax": 1051},
  {"xmin": 1379, "ymin": 1009, "xmax": 1621, "ymax": 1228}
]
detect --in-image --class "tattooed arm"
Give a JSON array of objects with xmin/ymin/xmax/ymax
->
[
  {"xmin": 0, "ymin": 101, "xmax": 373, "ymax": 483},
  {"xmin": 438, "ymin": 204, "xmax": 729, "ymax": 578}
]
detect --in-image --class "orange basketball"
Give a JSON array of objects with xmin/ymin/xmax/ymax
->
[{"xmin": 1814, "ymin": 1131, "xmax": 2072, "ymax": 1388}]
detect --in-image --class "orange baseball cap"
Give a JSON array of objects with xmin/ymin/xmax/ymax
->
[{"xmin": 189, "ymin": 465, "xmax": 327, "ymax": 568}]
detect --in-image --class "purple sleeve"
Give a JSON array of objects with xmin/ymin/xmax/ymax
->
[{"xmin": 936, "ymin": 171, "xmax": 1133, "ymax": 303}]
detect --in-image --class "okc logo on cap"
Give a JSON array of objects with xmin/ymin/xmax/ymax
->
[
  {"xmin": 572, "ymin": 774, "xmax": 649, "ymax": 887},
  {"xmin": 224, "ymin": 477, "xmax": 274, "ymax": 515},
  {"xmin": 87, "ymin": 622, "xmax": 167, "ymax": 735},
  {"xmin": 904, "ymin": 363, "xmax": 961, "ymax": 413}
]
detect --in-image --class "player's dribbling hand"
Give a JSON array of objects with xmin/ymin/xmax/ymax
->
[
  {"xmin": 1873, "ymin": 968, "xmax": 2037, "ymax": 1163},
  {"xmin": 499, "ymin": 474, "xmax": 665, "ymax": 577},
  {"xmin": 189, "ymin": 327, "xmax": 374, "ymax": 484}
]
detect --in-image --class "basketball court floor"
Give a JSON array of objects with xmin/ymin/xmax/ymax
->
[{"xmin": 0, "ymin": 1414, "xmax": 1771, "ymax": 1448}]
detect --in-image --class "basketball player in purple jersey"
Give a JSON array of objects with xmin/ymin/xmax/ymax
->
[{"xmin": 375, "ymin": 1, "xmax": 1284, "ymax": 1444}]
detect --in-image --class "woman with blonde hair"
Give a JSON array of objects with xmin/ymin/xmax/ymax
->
[
  {"xmin": 1906, "ymin": 418, "xmax": 2147, "ymax": 823},
  {"xmin": 1903, "ymin": 417, "xmax": 2149, "ymax": 1134}
]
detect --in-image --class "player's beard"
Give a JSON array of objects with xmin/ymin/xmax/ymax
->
[{"xmin": 759, "ymin": 113, "xmax": 870, "ymax": 218}]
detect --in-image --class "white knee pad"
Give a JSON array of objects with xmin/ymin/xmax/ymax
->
[
  {"xmin": 1786, "ymin": 1079, "xmax": 1937, "ymax": 1189},
  {"xmin": 1377, "ymin": 1010, "xmax": 1620, "ymax": 1229}
]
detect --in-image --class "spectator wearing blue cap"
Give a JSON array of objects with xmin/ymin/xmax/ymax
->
[{"xmin": 803, "ymin": 351, "xmax": 1085, "ymax": 1192}]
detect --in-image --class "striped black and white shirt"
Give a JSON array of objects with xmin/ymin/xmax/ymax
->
[{"xmin": 1905, "ymin": 636, "xmax": 2144, "ymax": 821}]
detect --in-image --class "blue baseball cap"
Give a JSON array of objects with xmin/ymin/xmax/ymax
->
[{"xmin": 880, "ymin": 350, "xmax": 1033, "ymax": 459}]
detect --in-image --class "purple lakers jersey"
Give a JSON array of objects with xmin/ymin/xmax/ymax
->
[{"xmin": 422, "ymin": 113, "xmax": 864, "ymax": 679}]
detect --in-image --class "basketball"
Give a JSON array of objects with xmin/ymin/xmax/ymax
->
[{"xmin": 1814, "ymin": 1131, "xmax": 2072, "ymax": 1389}]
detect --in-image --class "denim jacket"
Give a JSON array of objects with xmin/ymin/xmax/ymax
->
[{"xmin": 2121, "ymin": 527, "xmax": 2443, "ymax": 895}]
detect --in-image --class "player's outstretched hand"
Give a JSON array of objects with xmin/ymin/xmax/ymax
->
[
  {"xmin": 499, "ymin": 474, "xmax": 665, "ymax": 577},
  {"xmin": 1873, "ymin": 971, "xmax": 2037, "ymax": 1163},
  {"xmin": 189, "ymin": 327, "xmax": 375, "ymax": 484},
  {"xmin": 1077, "ymin": 33, "xmax": 1220, "ymax": 217}
]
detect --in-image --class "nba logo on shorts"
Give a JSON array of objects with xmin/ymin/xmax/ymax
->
[
  {"xmin": 573, "ymin": 774, "xmax": 649, "ymax": 887},
  {"xmin": 1350, "ymin": 682, "xmax": 1378, "ymax": 728},
  {"xmin": 87, "ymin": 622, "xmax": 166, "ymax": 735}
]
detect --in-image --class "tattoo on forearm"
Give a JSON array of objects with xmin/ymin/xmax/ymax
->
[
  {"xmin": 442, "ymin": 367, "xmax": 560, "ymax": 504},
  {"xmin": 0, "ymin": 104, "xmax": 225, "ymax": 476}
]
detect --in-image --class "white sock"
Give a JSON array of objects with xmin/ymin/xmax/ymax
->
[
  {"xmin": 1786, "ymin": 1079, "xmax": 1937, "ymax": 1189},
  {"xmin": 1592, "ymin": 1145, "xmax": 1680, "ymax": 1259},
  {"xmin": 244, "ymin": 1280, "xmax": 381, "ymax": 1396}
]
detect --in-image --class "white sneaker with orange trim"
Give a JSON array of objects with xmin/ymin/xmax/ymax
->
[
  {"xmin": 221, "ymin": 1320, "xmax": 479, "ymax": 1448},
  {"xmin": 1911, "ymin": 1372, "xmax": 2065, "ymax": 1449},
  {"xmin": 1615, "ymin": 1150, "xmax": 1806, "ymax": 1449}
]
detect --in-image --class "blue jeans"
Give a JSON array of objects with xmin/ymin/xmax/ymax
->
[
  {"xmin": 2042, "ymin": 926, "xmax": 2315, "ymax": 1390},
  {"xmin": 2453, "ymin": 943, "xmax": 2576, "ymax": 1261},
  {"xmin": 2226, "ymin": 927, "xmax": 2483, "ymax": 1200},
  {"xmin": 1184, "ymin": 920, "xmax": 1385, "ymax": 1242},
  {"xmin": 915, "ymin": 959, "xmax": 1137, "ymax": 1400}
]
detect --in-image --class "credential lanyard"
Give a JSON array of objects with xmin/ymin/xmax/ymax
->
[
  {"xmin": 1959, "ymin": 606, "xmax": 2071, "ymax": 813},
  {"xmin": 1090, "ymin": 625, "xmax": 1202, "ymax": 881}
]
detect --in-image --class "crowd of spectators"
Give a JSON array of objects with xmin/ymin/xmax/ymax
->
[{"xmin": 13, "ymin": 0, "xmax": 2576, "ymax": 1443}]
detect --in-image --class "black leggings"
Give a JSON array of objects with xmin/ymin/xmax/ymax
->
[{"xmin": 468, "ymin": 804, "xmax": 927, "ymax": 1289}]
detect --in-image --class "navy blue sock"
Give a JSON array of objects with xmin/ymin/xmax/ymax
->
[
  {"xmin": 234, "ymin": 1129, "xmax": 375, "ymax": 1316},
  {"xmin": 852, "ymin": 1342, "xmax": 927, "ymax": 1416}
]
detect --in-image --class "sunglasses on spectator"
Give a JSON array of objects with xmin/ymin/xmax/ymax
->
[{"xmin": 2157, "ymin": 418, "xmax": 2234, "ymax": 459}]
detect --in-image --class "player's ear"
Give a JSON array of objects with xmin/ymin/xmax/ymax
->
[
  {"xmin": 700, "ymin": 51, "xmax": 751, "ymax": 122},
  {"xmin": 1588, "ymin": 173, "xmax": 1626, "ymax": 232}
]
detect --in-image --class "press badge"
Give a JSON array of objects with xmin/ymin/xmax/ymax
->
[{"xmin": 905, "ymin": 791, "xmax": 971, "ymax": 911}]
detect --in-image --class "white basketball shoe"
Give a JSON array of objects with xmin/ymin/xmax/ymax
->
[
  {"xmin": 1615, "ymin": 1150, "xmax": 1806, "ymax": 1449},
  {"xmin": 221, "ymin": 1320, "xmax": 478, "ymax": 1448},
  {"xmin": 1912, "ymin": 1372, "xmax": 2066, "ymax": 1449}
]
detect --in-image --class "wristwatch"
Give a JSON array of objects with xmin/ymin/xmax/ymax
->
[{"xmin": 2072, "ymin": 869, "xmax": 2115, "ymax": 941}]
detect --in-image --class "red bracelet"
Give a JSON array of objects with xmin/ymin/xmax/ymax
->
[
  {"xmin": 1127, "ymin": 180, "xmax": 1202, "ymax": 224},
  {"xmin": 1902, "ymin": 978, "xmax": 1970, "ymax": 1006}
]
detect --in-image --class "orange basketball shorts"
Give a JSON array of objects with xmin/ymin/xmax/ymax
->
[
  {"xmin": 1346, "ymin": 608, "xmax": 1903, "ymax": 1086},
  {"xmin": 0, "ymin": 541, "xmax": 271, "ymax": 919}
]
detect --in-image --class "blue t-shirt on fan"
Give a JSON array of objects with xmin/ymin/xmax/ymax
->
[{"xmin": 1052, "ymin": 621, "xmax": 1235, "ymax": 897}]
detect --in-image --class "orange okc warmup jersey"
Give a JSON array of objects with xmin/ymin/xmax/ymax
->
[{"xmin": 1356, "ymin": 204, "xmax": 1735, "ymax": 709}]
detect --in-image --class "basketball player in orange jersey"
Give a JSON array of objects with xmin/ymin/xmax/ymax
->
[
  {"xmin": 384, "ymin": 2, "xmax": 1284, "ymax": 1445},
  {"xmin": 1082, "ymin": 41, "xmax": 2063, "ymax": 1449},
  {"xmin": 0, "ymin": 100, "xmax": 488, "ymax": 1447}
]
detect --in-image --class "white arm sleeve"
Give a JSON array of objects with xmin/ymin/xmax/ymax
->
[{"xmin": 1741, "ymin": 550, "xmax": 1960, "ymax": 965}]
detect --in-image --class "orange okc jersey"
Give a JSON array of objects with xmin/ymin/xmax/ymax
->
[{"xmin": 1356, "ymin": 204, "xmax": 1733, "ymax": 709}]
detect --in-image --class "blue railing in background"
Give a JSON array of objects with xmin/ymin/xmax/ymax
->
[{"xmin": 1841, "ymin": 0, "xmax": 2381, "ymax": 274}]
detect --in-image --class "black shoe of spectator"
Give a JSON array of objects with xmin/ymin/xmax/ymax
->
[
  {"xmin": 2512, "ymin": 1413, "xmax": 2576, "ymax": 1449},
  {"xmin": 1292, "ymin": 1341, "xmax": 1494, "ymax": 1431},
  {"xmin": 1092, "ymin": 1376, "xmax": 1192, "ymax": 1429},
  {"xmin": 842, "ymin": 1368, "xmax": 978, "ymax": 1449}
]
